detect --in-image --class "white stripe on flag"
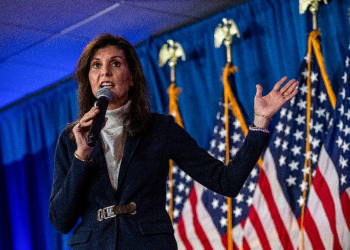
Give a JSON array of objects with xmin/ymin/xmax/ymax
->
[
  {"xmin": 306, "ymin": 179, "xmax": 333, "ymax": 249},
  {"xmin": 180, "ymin": 188, "xmax": 204, "ymax": 250},
  {"xmin": 174, "ymin": 223, "xmax": 186, "ymax": 249},
  {"xmin": 261, "ymin": 149, "xmax": 300, "ymax": 249},
  {"xmin": 302, "ymin": 229, "xmax": 313, "ymax": 250},
  {"xmin": 244, "ymin": 218, "xmax": 263, "ymax": 250},
  {"xmin": 194, "ymin": 182, "xmax": 226, "ymax": 250},
  {"xmin": 232, "ymin": 223, "xmax": 244, "ymax": 249},
  {"xmin": 249, "ymin": 186, "xmax": 282, "ymax": 249},
  {"xmin": 315, "ymin": 146, "xmax": 350, "ymax": 249}
]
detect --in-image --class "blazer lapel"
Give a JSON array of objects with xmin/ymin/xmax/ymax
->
[
  {"xmin": 117, "ymin": 134, "xmax": 141, "ymax": 190},
  {"xmin": 92, "ymin": 138, "xmax": 117, "ymax": 205}
]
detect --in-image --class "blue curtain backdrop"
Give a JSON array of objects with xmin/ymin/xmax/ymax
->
[{"xmin": 1, "ymin": 0, "xmax": 349, "ymax": 249}]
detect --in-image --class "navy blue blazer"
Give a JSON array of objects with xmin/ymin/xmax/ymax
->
[{"xmin": 49, "ymin": 113, "xmax": 269, "ymax": 249}]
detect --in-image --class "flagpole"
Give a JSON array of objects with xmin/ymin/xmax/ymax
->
[
  {"xmin": 215, "ymin": 18, "xmax": 240, "ymax": 250},
  {"xmin": 299, "ymin": 0, "xmax": 328, "ymax": 30},
  {"xmin": 310, "ymin": 1, "xmax": 319, "ymax": 30},
  {"xmin": 159, "ymin": 40, "xmax": 185, "ymax": 223}
]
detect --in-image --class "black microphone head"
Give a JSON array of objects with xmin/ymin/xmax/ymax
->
[
  {"xmin": 88, "ymin": 88, "xmax": 112, "ymax": 147},
  {"xmin": 97, "ymin": 88, "xmax": 113, "ymax": 101}
]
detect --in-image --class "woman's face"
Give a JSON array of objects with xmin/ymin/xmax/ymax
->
[{"xmin": 88, "ymin": 45, "xmax": 134, "ymax": 110}]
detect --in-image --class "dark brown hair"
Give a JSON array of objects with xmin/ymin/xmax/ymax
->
[{"xmin": 73, "ymin": 33, "xmax": 151, "ymax": 136}]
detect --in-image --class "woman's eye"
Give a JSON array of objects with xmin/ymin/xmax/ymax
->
[
  {"xmin": 92, "ymin": 63, "xmax": 101, "ymax": 69},
  {"xmin": 112, "ymin": 61, "xmax": 120, "ymax": 67}
]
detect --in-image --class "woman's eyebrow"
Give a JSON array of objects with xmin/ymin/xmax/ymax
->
[{"xmin": 91, "ymin": 56, "xmax": 122, "ymax": 61}]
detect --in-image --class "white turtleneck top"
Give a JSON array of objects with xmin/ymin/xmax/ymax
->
[{"xmin": 100, "ymin": 101, "xmax": 130, "ymax": 191}]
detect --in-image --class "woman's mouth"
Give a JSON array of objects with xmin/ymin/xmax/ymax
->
[{"xmin": 101, "ymin": 82, "xmax": 115, "ymax": 88}]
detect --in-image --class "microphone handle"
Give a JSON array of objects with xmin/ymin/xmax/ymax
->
[{"xmin": 87, "ymin": 97, "xmax": 109, "ymax": 147}]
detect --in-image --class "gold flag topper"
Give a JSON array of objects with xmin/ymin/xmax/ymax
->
[
  {"xmin": 299, "ymin": 0, "xmax": 328, "ymax": 30},
  {"xmin": 158, "ymin": 39, "xmax": 186, "ymax": 68},
  {"xmin": 299, "ymin": 0, "xmax": 328, "ymax": 14},
  {"xmin": 214, "ymin": 18, "xmax": 240, "ymax": 64},
  {"xmin": 214, "ymin": 18, "xmax": 240, "ymax": 49}
]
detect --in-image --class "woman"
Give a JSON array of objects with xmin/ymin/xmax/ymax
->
[{"xmin": 49, "ymin": 34, "xmax": 298, "ymax": 249}]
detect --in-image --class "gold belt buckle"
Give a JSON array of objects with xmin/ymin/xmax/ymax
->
[{"xmin": 97, "ymin": 205, "xmax": 116, "ymax": 221}]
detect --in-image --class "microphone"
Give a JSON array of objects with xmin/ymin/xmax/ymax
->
[{"xmin": 87, "ymin": 88, "xmax": 113, "ymax": 147}]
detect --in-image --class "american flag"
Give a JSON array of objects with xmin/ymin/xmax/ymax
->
[
  {"xmin": 303, "ymin": 41, "xmax": 350, "ymax": 249},
  {"xmin": 169, "ymin": 31, "xmax": 349, "ymax": 249},
  {"xmin": 171, "ymin": 64, "xmax": 261, "ymax": 249},
  {"xmin": 241, "ymin": 30, "xmax": 337, "ymax": 249}
]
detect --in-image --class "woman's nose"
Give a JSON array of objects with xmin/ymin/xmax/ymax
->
[{"xmin": 101, "ymin": 66, "xmax": 112, "ymax": 76}]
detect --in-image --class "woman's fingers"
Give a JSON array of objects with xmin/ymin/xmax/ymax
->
[
  {"xmin": 75, "ymin": 107, "xmax": 100, "ymax": 130},
  {"xmin": 255, "ymin": 84, "xmax": 263, "ymax": 97},
  {"xmin": 279, "ymin": 79, "xmax": 298, "ymax": 92},
  {"xmin": 273, "ymin": 76, "xmax": 288, "ymax": 91},
  {"xmin": 280, "ymin": 79, "xmax": 299, "ymax": 99},
  {"xmin": 284, "ymin": 87, "xmax": 299, "ymax": 101},
  {"xmin": 81, "ymin": 106, "xmax": 99, "ymax": 124},
  {"xmin": 273, "ymin": 77, "xmax": 299, "ymax": 99}
]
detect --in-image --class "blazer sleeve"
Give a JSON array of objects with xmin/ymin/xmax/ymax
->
[
  {"xmin": 167, "ymin": 119, "xmax": 270, "ymax": 197},
  {"xmin": 49, "ymin": 128, "xmax": 97, "ymax": 234}
]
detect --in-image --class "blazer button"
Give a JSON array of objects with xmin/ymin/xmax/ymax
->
[{"xmin": 130, "ymin": 202, "xmax": 136, "ymax": 215}]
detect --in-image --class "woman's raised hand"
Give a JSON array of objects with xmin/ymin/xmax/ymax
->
[{"xmin": 253, "ymin": 76, "xmax": 298, "ymax": 128}]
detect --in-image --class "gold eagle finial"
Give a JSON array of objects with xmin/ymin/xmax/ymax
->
[
  {"xmin": 299, "ymin": 0, "xmax": 328, "ymax": 14},
  {"xmin": 214, "ymin": 18, "xmax": 240, "ymax": 63},
  {"xmin": 159, "ymin": 39, "xmax": 186, "ymax": 68},
  {"xmin": 214, "ymin": 18, "xmax": 240, "ymax": 49}
]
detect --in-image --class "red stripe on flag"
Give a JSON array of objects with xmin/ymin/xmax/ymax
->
[
  {"xmin": 341, "ymin": 191, "xmax": 350, "ymax": 232},
  {"xmin": 188, "ymin": 186, "xmax": 213, "ymax": 250},
  {"xmin": 177, "ymin": 216, "xmax": 194, "ymax": 250},
  {"xmin": 241, "ymin": 218, "xmax": 247, "ymax": 228},
  {"xmin": 249, "ymin": 205, "xmax": 271, "ymax": 250},
  {"xmin": 259, "ymin": 170, "xmax": 293, "ymax": 249},
  {"xmin": 312, "ymin": 170, "xmax": 342, "ymax": 249},
  {"xmin": 242, "ymin": 237, "xmax": 251, "ymax": 250},
  {"xmin": 221, "ymin": 233, "xmax": 239, "ymax": 250},
  {"xmin": 300, "ymin": 209, "xmax": 325, "ymax": 250}
]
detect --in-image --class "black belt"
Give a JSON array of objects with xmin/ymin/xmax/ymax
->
[{"xmin": 97, "ymin": 202, "xmax": 137, "ymax": 221}]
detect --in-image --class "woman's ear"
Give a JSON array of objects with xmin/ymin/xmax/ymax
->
[{"xmin": 129, "ymin": 75, "xmax": 134, "ymax": 87}]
